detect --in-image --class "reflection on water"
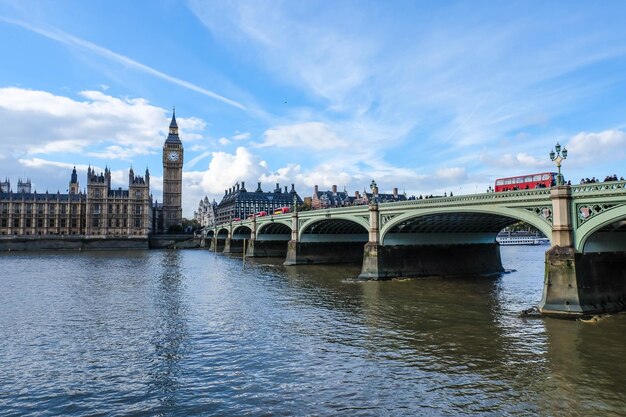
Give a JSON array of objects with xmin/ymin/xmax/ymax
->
[{"xmin": 0, "ymin": 246, "xmax": 624, "ymax": 416}]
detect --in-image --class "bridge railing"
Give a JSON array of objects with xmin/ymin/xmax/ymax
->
[
  {"xmin": 213, "ymin": 183, "xmax": 626, "ymax": 227},
  {"xmin": 212, "ymin": 189, "xmax": 557, "ymax": 226},
  {"xmin": 570, "ymin": 180, "xmax": 626, "ymax": 195},
  {"xmin": 378, "ymin": 188, "xmax": 552, "ymax": 210}
]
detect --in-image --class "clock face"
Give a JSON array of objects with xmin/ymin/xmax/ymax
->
[{"xmin": 167, "ymin": 151, "xmax": 179, "ymax": 161}]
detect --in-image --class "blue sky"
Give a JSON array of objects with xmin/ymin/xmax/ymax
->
[{"xmin": 1, "ymin": 0, "xmax": 626, "ymax": 216}]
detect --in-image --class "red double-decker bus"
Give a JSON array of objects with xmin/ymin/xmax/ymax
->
[{"xmin": 494, "ymin": 172, "xmax": 556, "ymax": 192}]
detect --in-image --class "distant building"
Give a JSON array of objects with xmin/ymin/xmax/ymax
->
[
  {"xmin": 353, "ymin": 187, "xmax": 407, "ymax": 205},
  {"xmin": 311, "ymin": 185, "xmax": 353, "ymax": 209},
  {"xmin": 194, "ymin": 196, "xmax": 217, "ymax": 228},
  {"xmin": 0, "ymin": 166, "xmax": 153, "ymax": 237},
  {"xmin": 311, "ymin": 184, "xmax": 407, "ymax": 209},
  {"xmin": 216, "ymin": 182, "xmax": 303, "ymax": 224}
]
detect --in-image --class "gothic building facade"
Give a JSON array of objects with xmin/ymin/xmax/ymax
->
[
  {"xmin": 0, "ymin": 111, "xmax": 185, "ymax": 238},
  {"xmin": 195, "ymin": 196, "xmax": 217, "ymax": 228},
  {"xmin": 0, "ymin": 166, "xmax": 152, "ymax": 237},
  {"xmin": 162, "ymin": 111, "xmax": 184, "ymax": 231}
]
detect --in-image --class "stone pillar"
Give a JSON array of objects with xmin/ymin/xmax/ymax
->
[
  {"xmin": 540, "ymin": 247, "xmax": 626, "ymax": 316},
  {"xmin": 550, "ymin": 186, "xmax": 574, "ymax": 247},
  {"xmin": 283, "ymin": 212, "xmax": 299, "ymax": 265},
  {"xmin": 246, "ymin": 215, "xmax": 257, "ymax": 257},
  {"xmin": 540, "ymin": 185, "xmax": 580, "ymax": 316},
  {"xmin": 359, "ymin": 203, "xmax": 383, "ymax": 279},
  {"xmin": 222, "ymin": 223, "xmax": 233, "ymax": 254}
]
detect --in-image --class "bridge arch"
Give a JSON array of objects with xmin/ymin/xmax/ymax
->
[
  {"xmin": 256, "ymin": 221, "xmax": 292, "ymax": 240},
  {"xmin": 299, "ymin": 217, "xmax": 369, "ymax": 242},
  {"xmin": 575, "ymin": 205, "xmax": 626, "ymax": 252},
  {"xmin": 232, "ymin": 225, "xmax": 252, "ymax": 240},
  {"xmin": 380, "ymin": 206, "xmax": 552, "ymax": 245},
  {"xmin": 206, "ymin": 230, "xmax": 215, "ymax": 238},
  {"xmin": 216, "ymin": 227, "xmax": 229, "ymax": 238}
]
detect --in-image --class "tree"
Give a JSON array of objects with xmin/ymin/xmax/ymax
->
[
  {"xmin": 167, "ymin": 224, "xmax": 184, "ymax": 234},
  {"xmin": 182, "ymin": 218, "xmax": 200, "ymax": 233}
]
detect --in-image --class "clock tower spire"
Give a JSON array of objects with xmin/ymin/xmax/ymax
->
[{"xmin": 162, "ymin": 108, "xmax": 184, "ymax": 232}]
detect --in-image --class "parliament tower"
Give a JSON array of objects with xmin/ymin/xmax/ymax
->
[{"xmin": 162, "ymin": 110, "xmax": 184, "ymax": 231}]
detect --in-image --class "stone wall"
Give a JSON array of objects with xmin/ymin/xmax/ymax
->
[
  {"xmin": 148, "ymin": 234, "xmax": 201, "ymax": 249},
  {"xmin": 0, "ymin": 236, "xmax": 149, "ymax": 251}
]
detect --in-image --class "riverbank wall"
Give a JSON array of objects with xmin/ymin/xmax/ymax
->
[
  {"xmin": 0, "ymin": 234, "xmax": 201, "ymax": 251},
  {"xmin": 0, "ymin": 236, "xmax": 149, "ymax": 251}
]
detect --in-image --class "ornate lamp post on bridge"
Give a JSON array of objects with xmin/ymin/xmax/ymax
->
[
  {"xmin": 549, "ymin": 142, "xmax": 568, "ymax": 186},
  {"xmin": 370, "ymin": 179, "xmax": 379, "ymax": 204}
]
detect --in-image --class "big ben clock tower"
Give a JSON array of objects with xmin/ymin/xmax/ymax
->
[{"xmin": 162, "ymin": 110, "xmax": 184, "ymax": 231}]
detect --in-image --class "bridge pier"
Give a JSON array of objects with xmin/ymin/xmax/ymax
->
[
  {"xmin": 540, "ymin": 246, "xmax": 626, "ymax": 316},
  {"xmin": 359, "ymin": 242, "xmax": 503, "ymax": 279},
  {"xmin": 539, "ymin": 185, "xmax": 626, "ymax": 316},
  {"xmin": 285, "ymin": 241, "xmax": 365, "ymax": 265},
  {"xmin": 212, "ymin": 237, "xmax": 225, "ymax": 252},
  {"xmin": 246, "ymin": 239, "xmax": 289, "ymax": 257},
  {"xmin": 223, "ymin": 238, "xmax": 244, "ymax": 254}
]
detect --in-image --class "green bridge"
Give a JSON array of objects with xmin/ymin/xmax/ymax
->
[{"xmin": 205, "ymin": 182, "xmax": 626, "ymax": 317}]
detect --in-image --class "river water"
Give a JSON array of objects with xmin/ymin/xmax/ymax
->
[{"xmin": 0, "ymin": 246, "xmax": 624, "ymax": 416}]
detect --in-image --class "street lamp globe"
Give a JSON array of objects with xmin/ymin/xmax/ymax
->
[{"xmin": 549, "ymin": 142, "xmax": 568, "ymax": 186}]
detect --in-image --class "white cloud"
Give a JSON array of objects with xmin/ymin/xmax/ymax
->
[
  {"xmin": 258, "ymin": 122, "xmax": 348, "ymax": 149},
  {"xmin": 258, "ymin": 164, "xmax": 302, "ymax": 185},
  {"xmin": 0, "ymin": 87, "xmax": 204, "ymax": 160},
  {"xmin": 186, "ymin": 151, "xmax": 212, "ymax": 168},
  {"xmin": 188, "ymin": 147, "xmax": 266, "ymax": 194},
  {"xmin": 232, "ymin": 132, "xmax": 251, "ymax": 140},
  {"xmin": 435, "ymin": 167, "xmax": 467, "ymax": 182},
  {"xmin": 182, "ymin": 147, "xmax": 267, "ymax": 213},
  {"xmin": 1, "ymin": 17, "xmax": 247, "ymax": 110},
  {"xmin": 567, "ymin": 130, "xmax": 626, "ymax": 162},
  {"xmin": 218, "ymin": 137, "xmax": 231, "ymax": 145},
  {"xmin": 19, "ymin": 157, "xmax": 81, "ymax": 170}
]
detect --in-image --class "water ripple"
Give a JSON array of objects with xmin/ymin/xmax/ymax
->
[{"xmin": 0, "ymin": 247, "xmax": 624, "ymax": 416}]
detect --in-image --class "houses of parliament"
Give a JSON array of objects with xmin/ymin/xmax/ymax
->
[{"xmin": 0, "ymin": 112, "xmax": 184, "ymax": 238}]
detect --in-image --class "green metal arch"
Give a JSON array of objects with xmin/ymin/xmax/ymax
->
[
  {"xmin": 255, "ymin": 219, "xmax": 292, "ymax": 239},
  {"xmin": 575, "ymin": 204, "xmax": 626, "ymax": 251},
  {"xmin": 298, "ymin": 215, "xmax": 369, "ymax": 241},
  {"xmin": 380, "ymin": 205, "xmax": 553, "ymax": 244},
  {"xmin": 216, "ymin": 227, "xmax": 229, "ymax": 237},
  {"xmin": 232, "ymin": 224, "xmax": 252, "ymax": 235}
]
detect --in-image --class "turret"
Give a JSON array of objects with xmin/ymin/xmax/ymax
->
[
  {"xmin": 165, "ymin": 108, "xmax": 181, "ymax": 144},
  {"xmin": 69, "ymin": 166, "xmax": 79, "ymax": 194},
  {"xmin": 104, "ymin": 166, "xmax": 111, "ymax": 189},
  {"xmin": 0, "ymin": 178, "xmax": 10, "ymax": 193},
  {"xmin": 17, "ymin": 178, "xmax": 31, "ymax": 193}
]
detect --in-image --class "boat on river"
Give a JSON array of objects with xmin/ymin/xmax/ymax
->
[{"xmin": 496, "ymin": 235, "xmax": 549, "ymax": 245}]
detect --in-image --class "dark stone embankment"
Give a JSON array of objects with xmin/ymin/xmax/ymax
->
[{"xmin": 0, "ymin": 234, "xmax": 202, "ymax": 251}]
